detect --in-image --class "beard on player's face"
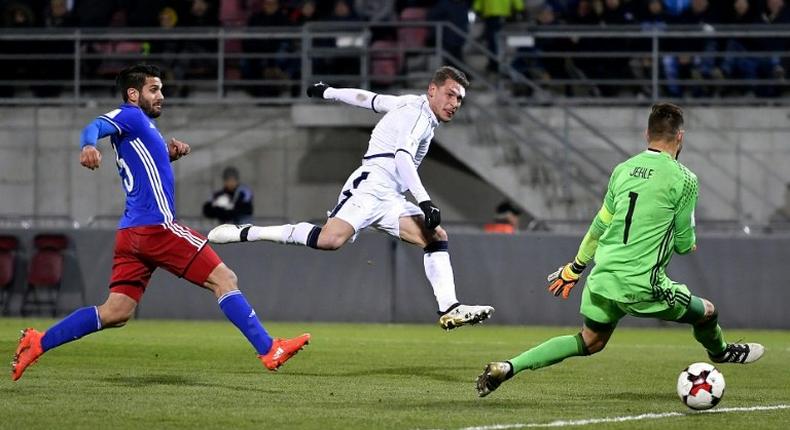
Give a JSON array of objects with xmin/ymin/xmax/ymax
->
[{"xmin": 139, "ymin": 95, "xmax": 162, "ymax": 118}]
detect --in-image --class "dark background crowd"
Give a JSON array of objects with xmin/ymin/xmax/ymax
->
[{"xmin": 1, "ymin": 0, "xmax": 788, "ymax": 99}]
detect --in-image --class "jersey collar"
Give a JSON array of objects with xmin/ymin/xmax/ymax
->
[
  {"xmin": 644, "ymin": 148, "xmax": 673, "ymax": 159},
  {"xmin": 420, "ymin": 95, "xmax": 439, "ymax": 126}
]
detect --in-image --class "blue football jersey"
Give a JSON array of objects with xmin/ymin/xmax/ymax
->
[{"xmin": 98, "ymin": 103, "xmax": 176, "ymax": 228}]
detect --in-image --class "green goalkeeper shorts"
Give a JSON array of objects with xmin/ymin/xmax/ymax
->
[{"xmin": 579, "ymin": 282, "xmax": 706, "ymax": 332}]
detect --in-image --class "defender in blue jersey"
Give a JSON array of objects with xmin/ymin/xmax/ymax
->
[{"xmin": 12, "ymin": 65, "xmax": 309, "ymax": 381}]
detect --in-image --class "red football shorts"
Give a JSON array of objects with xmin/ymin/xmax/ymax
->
[{"xmin": 109, "ymin": 222, "xmax": 222, "ymax": 302}]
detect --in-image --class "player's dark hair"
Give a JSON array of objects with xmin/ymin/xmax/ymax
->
[
  {"xmin": 431, "ymin": 66, "xmax": 469, "ymax": 88},
  {"xmin": 647, "ymin": 102, "xmax": 684, "ymax": 142},
  {"xmin": 116, "ymin": 64, "xmax": 162, "ymax": 102}
]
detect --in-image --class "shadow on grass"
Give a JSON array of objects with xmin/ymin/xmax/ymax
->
[
  {"xmin": 589, "ymin": 391, "xmax": 677, "ymax": 402},
  {"xmin": 296, "ymin": 365, "xmax": 470, "ymax": 383},
  {"xmin": 102, "ymin": 374, "xmax": 278, "ymax": 394}
]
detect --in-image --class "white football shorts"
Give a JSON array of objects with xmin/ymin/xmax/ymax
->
[{"xmin": 328, "ymin": 165, "xmax": 423, "ymax": 242}]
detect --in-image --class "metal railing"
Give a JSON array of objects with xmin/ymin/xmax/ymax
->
[
  {"xmin": 1, "ymin": 24, "xmax": 789, "ymax": 105},
  {"xmin": 501, "ymin": 24, "xmax": 790, "ymax": 105},
  {"xmin": 1, "ymin": 24, "xmax": 788, "ymax": 231}
]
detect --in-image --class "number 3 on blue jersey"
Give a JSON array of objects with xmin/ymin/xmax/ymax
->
[{"xmin": 112, "ymin": 142, "xmax": 134, "ymax": 193}]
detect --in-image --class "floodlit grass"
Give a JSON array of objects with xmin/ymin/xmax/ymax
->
[{"xmin": 1, "ymin": 319, "xmax": 788, "ymax": 430}]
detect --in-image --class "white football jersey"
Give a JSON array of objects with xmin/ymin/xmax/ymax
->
[{"xmin": 362, "ymin": 94, "xmax": 439, "ymax": 195}]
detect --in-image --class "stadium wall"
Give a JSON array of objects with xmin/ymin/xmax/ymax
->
[
  {"xmin": 1, "ymin": 228, "xmax": 787, "ymax": 329},
  {"xmin": 1, "ymin": 106, "xmax": 788, "ymax": 225}
]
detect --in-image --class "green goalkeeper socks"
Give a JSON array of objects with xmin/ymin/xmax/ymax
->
[
  {"xmin": 693, "ymin": 316, "xmax": 727, "ymax": 357},
  {"xmin": 509, "ymin": 333, "xmax": 587, "ymax": 374}
]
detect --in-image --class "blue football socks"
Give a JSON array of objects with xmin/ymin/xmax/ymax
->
[
  {"xmin": 218, "ymin": 290, "xmax": 273, "ymax": 355},
  {"xmin": 41, "ymin": 306, "xmax": 102, "ymax": 352}
]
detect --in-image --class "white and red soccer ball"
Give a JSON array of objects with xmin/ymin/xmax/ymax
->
[{"xmin": 677, "ymin": 362, "xmax": 726, "ymax": 410}]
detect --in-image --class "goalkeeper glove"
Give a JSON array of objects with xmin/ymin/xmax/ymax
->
[
  {"xmin": 306, "ymin": 82, "xmax": 329, "ymax": 98},
  {"xmin": 547, "ymin": 260, "xmax": 587, "ymax": 299},
  {"xmin": 419, "ymin": 200, "xmax": 441, "ymax": 230}
]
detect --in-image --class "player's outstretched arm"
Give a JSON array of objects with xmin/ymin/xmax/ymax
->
[
  {"xmin": 168, "ymin": 138, "xmax": 190, "ymax": 162},
  {"xmin": 306, "ymin": 82, "xmax": 402, "ymax": 114},
  {"xmin": 79, "ymin": 118, "xmax": 118, "ymax": 170},
  {"xmin": 547, "ymin": 204, "xmax": 612, "ymax": 299}
]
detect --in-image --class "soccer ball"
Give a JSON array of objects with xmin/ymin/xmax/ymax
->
[{"xmin": 676, "ymin": 362, "xmax": 725, "ymax": 410}]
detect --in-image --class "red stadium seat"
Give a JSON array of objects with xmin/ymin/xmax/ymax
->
[
  {"xmin": 370, "ymin": 40, "xmax": 402, "ymax": 86},
  {"xmin": 21, "ymin": 234, "xmax": 69, "ymax": 317},
  {"xmin": 220, "ymin": 0, "xmax": 249, "ymax": 27},
  {"xmin": 0, "ymin": 235, "xmax": 19, "ymax": 315},
  {"xmin": 397, "ymin": 7, "xmax": 430, "ymax": 51}
]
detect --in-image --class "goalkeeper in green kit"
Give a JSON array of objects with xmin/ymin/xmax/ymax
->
[{"xmin": 476, "ymin": 103, "xmax": 765, "ymax": 397}]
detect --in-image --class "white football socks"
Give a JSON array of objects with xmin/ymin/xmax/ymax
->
[
  {"xmin": 248, "ymin": 223, "xmax": 317, "ymax": 246},
  {"xmin": 423, "ymin": 251, "xmax": 459, "ymax": 312}
]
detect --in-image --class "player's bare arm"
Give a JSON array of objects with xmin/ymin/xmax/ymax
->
[{"xmin": 168, "ymin": 137, "xmax": 190, "ymax": 162}]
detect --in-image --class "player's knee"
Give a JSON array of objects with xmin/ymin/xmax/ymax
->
[
  {"xmin": 98, "ymin": 302, "xmax": 135, "ymax": 328},
  {"xmin": 697, "ymin": 298, "xmax": 718, "ymax": 324},
  {"xmin": 211, "ymin": 265, "xmax": 239, "ymax": 294},
  {"xmin": 580, "ymin": 329, "xmax": 609, "ymax": 355},
  {"xmin": 432, "ymin": 226, "xmax": 448, "ymax": 242},
  {"xmin": 701, "ymin": 299, "xmax": 716, "ymax": 319},
  {"xmin": 317, "ymin": 233, "xmax": 346, "ymax": 250},
  {"xmin": 585, "ymin": 338, "xmax": 607, "ymax": 355}
]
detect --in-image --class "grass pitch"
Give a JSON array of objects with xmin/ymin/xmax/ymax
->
[{"xmin": 1, "ymin": 319, "xmax": 788, "ymax": 430}]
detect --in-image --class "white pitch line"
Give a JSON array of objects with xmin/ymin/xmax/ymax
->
[{"xmin": 444, "ymin": 404, "xmax": 790, "ymax": 430}]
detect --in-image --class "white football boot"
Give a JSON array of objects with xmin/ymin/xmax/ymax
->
[
  {"xmin": 438, "ymin": 304, "xmax": 494, "ymax": 330},
  {"xmin": 709, "ymin": 343, "xmax": 764, "ymax": 364},
  {"xmin": 207, "ymin": 224, "xmax": 252, "ymax": 244}
]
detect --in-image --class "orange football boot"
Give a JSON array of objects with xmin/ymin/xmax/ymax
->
[
  {"xmin": 259, "ymin": 333, "xmax": 311, "ymax": 371},
  {"xmin": 11, "ymin": 328, "xmax": 44, "ymax": 381}
]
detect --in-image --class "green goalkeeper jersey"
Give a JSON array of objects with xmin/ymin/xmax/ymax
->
[{"xmin": 586, "ymin": 149, "xmax": 698, "ymax": 304}]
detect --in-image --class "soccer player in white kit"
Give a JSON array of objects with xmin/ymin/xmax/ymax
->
[{"xmin": 209, "ymin": 66, "xmax": 494, "ymax": 329}]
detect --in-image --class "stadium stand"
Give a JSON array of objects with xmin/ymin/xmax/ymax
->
[
  {"xmin": 0, "ymin": 235, "xmax": 19, "ymax": 316},
  {"xmin": 21, "ymin": 234, "xmax": 69, "ymax": 317}
]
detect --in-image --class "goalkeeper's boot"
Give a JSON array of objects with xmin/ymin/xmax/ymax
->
[
  {"xmin": 438, "ymin": 303, "xmax": 494, "ymax": 330},
  {"xmin": 11, "ymin": 328, "xmax": 44, "ymax": 381},
  {"xmin": 259, "ymin": 333, "xmax": 311, "ymax": 371},
  {"xmin": 476, "ymin": 361, "xmax": 513, "ymax": 397},
  {"xmin": 207, "ymin": 224, "xmax": 252, "ymax": 244},
  {"xmin": 709, "ymin": 342, "xmax": 764, "ymax": 364}
]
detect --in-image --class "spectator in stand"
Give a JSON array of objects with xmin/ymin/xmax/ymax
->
[
  {"xmin": 181, "ymin": 0, "xmax": 219, "ymax": 28},
  {"xmin": 756, "ymin": 0, "xmax": 790, "ymax": 97},
  {"xmin": 73, "ymin": 0, "xmax": 117, "ymax": 26},
  {"xmin": 630, "ymin": 0, "xmax": 668, "ymax": 97},
  {"xmin": 662, "ymin": 0, "xmax": 690, "ymax": 17},
  {"xmin": 36, "ymin": 0, "xmax": 76, "ymax": 97},
  {"xmin": 666, "ymin": 0, "xmax": 722, "ymax": 98},
  {"xmin": 567, "ymin": 0, "xmax": 599, "ymax": 24},
  {"xmin": 242, "ymin": 0, "xmax": 293, "ymax": 97},
  {"xmin": 483, "ymin": 201, "xmax": 522, "ymax": 234},
  {"xmin": 512, "ymin": 4, "xmax": 573, "ymax": 95},
  {"xmin": 473, "ymin": 0, "xmax": 526, "ymax": 72},
  {"xmin": 203, "ymin": 166, "xmax": 254, "ymax": 225},
  {"xmin": 317, "ymin": 1, "xmax": 360, "ymax": 84},
  {"xmin": 179, "ymin": 0, "xmax": 220, "ymax": 86},
  {"xmin": 354, "ymin": 0, "xmax": 395, "ymax": 21},
  {"xmin": 720, "ymin": 0, "xmax": 761, "ymax": 96},
  {"xmin": 428, "ymin": 0, "xmax": 471, "ymax": 70},
  {"xmin": 147, "ymin": 6, "xmax": 189, "ymax": 96},
  {"xmin": 597, "ymin": 0, "xmax": 636, "ymax": 96},
  {"xmin": 0, "ymin": 1, "xmax": 37, "ymax": 97},
  {"xmin": 126, "ymin": 0, "xmax": 167, "ymax": 27},
  {"xmin": 290, "ymin": 0, "xmax": 319, "ymax": 24}
]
